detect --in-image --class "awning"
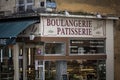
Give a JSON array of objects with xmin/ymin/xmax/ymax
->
[{"xmin": 0, "ymin": 20, "xmax": 37, "ymax": 38}]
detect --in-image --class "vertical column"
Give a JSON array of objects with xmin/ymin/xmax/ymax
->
[
  {"xmin": 106, "ymin": 20, "xmax": 114, "ymax": 80},
  {"xmin": 56, "ymin": 61, "xmax": 67, "ymax": 80},
  {"xmin": 13, "ymin": 43, "xmax": 19, "ymax": 80},
  {"xmin": 23, "ymin": 44, "xmax": 27, "ymax": 80},
  {"xmin": 0, "ymin": 49, "xmax": 3, "ymax": 62},
  {"xmin": 9, "ymin": 48, "xmax": 12, "ymax": 58},
  {"xmin": 43, "ymin": 61, "xmax": 45, "ymax": 80}
]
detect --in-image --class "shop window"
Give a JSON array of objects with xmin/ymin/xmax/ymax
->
[
  {"xmin": 45, "ymin": 61, "xmax": 56, "ymax": 80},
  {"xmin": 45, "ymin": 60, "xmax": 106, "ymax": 80},
  {"xmin": 45, "ymin": 43, "xmax": 65, "ymax": 55},
  {"xmin": 70, "ymin": 39, "xmax": 105, "ymax": 55},
  {"xmin": 0, "ymin": 46, "xmax": 14, "ymax": 80},
  {"xmin": 67, "ymin": 60, "xmax": 106, "ymax": 80}
]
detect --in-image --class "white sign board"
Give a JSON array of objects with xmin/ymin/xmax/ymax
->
[{"xmin": 41, "ymin": 17, "xmax": 106, "ymax": 37}]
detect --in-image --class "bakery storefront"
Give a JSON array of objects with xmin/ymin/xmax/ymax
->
[
  {"xmin": 38, "ymin": 14, "xmax": 115, "ymax": 80},
  {"xmin": 0, "ymin": 14, "xmax": 117, "ymax": 80}
]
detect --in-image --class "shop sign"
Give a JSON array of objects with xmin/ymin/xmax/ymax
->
[
  {"xmin": 37, "ymin": 48, "xmax": 41, "ymax": 54},
  {"xmin": 0, "ymin": 39, "xmax": 7, "ymax": 45},
  {"xmin": 46, "ymin": 2, "xmax": 56, "ymax": 8},
  {"xmin": 41, "ymin": 17, "xmax": 106, "ymax": 37},
  {"xmin": 0, "ymin": 38, "xmax": 15, "ymax": 45}
]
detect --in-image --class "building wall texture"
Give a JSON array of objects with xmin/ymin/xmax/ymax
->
[
  {"xmin": 55, "ymin": 0, "xmax": 120, "ymax": 16},
  {"xmin": 0, "ymin": 0, "xmax": 120, "ymax": 80},
  {"xmin": 0, "ymin": 0, "xmax": 16, "ymax": 13},
  {"xmin": 0, "ymin": 0, "xmax": 120, "ymax": 15}
]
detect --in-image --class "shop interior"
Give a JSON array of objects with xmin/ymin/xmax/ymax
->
[{"xmin": 45, "ymin": 60, "xmax": 106, "ymax": 80}]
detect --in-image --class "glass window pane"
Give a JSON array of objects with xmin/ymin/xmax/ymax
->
[
  {"xmin": 18, "ymin": 0, "xmax": 24, "ymax": 4},
  {"xmin": 67, "ymin": 60, "xmax": 106, "ymax": 80},
  {"xmin": 26, "ymin": 5, "xmax": 33, "ymax": 11},
  {"xmin": 38, "ymin": 60, "xmax": 43, "ymax": 65},
  {"xmin": 18, "ymin": 6, "xmax": 25, "ymax": 12},
  {"xmin": 45, "ymin": 43, "xmax": 65, "ymax": 55},
  {"xmin": 27, "ymin": 0, "xmax": 33, "ymax": 3},
  {"xmin": 70, "ymin": 39, "xmax": 105, "ymax": 54},
  {"xmin": 0, "ymin": 47, "xmax": 14, "ymax": 80},
  {"xmin": 45, "ymin": 61, "xmax": 56, "ymax": 80},
  {"xmin": 44, "ymin": 60, "xmax": 106, "ymax": 80}
]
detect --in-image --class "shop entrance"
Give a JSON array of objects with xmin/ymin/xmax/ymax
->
[
  {"xmin": 26, "ymin": 47, "xmax": 35, "ymax": 80},
  {"xmin": 19, "ymin": 47, "xmax": 36, "ymax": 80},
  {"xmin": 19, "ymin": 44, "xmax": 44, "ymax": 80}
]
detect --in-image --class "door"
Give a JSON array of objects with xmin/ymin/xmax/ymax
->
[
  {"xmin": 19, "ymin": 46, "xmax": 36, "ymax": 80},
  {"xmin": 19, "ymin": 44, "xmax": 45, "ymax": 80},
  {"xmin": 26, "ymin": 47, "xmax": 35, "ymax": 80},
  {"xmin": 35, "ymin": 60, "xmax": 44, "ymax": 80}
]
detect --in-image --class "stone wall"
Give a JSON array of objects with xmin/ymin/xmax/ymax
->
[
  {"xmin": 0, "ymin": 0, "xmax": 15, "ymax": 13},
  {"xmin": 0, "ymin": 0, "xmax": 120, "ymax": 16},
  {"xmin": 56, "ymin": 0, "xmax": 116, "ymax": 14},
  {"xmin": 55, "ymin": 0, "xmax": 120, "ymax": 16}
]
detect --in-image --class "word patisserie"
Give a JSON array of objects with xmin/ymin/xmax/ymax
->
[{"xmin": 47, "ymin": 18, "xmax": 92, "ymax": 35}]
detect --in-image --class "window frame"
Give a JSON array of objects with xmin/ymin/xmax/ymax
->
[
  {"xmin": 27, "ymin": 0, "xmax": 33, "ymax": 3},
  {"xmin": 17, "ymin": 0, "xmax": 34, "ymax": 12},
  {"xmin": 44, "ymin": 42, "xmax": 66, "ymax": 56}
]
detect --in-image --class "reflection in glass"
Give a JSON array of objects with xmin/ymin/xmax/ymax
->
[
  {"xmin": 35, "ymin": 60, "xmax": 44, "ymax": 80},
  {"xmin": 45, "ymin": 61, "xmax": 56, "ymax": 80},
  {"xmin": 45, "ymin": 43, "xmax": 65, "ymax": 55},
  {"xmin": 67, "ymin": 60, "xmax": 106, "ymax": 80},
  {"xmin": 45, "ymin": 60, "xmax": 106, "ymax": 80}
]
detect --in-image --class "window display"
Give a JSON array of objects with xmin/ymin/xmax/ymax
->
[
  {"xmin": 45, "ymin": 61, "xmax": 56, "ymax": 80},
  {"xmin": 70, "ymin": 39, "xmax": 105, "ymax": 54},
  {"xmin": 67, "ymin": 60, "xmax": 106, "ymax": 80},
  {"xmin": 45, "ymin": 60, "xmax": 106, "ymax": 80}
]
